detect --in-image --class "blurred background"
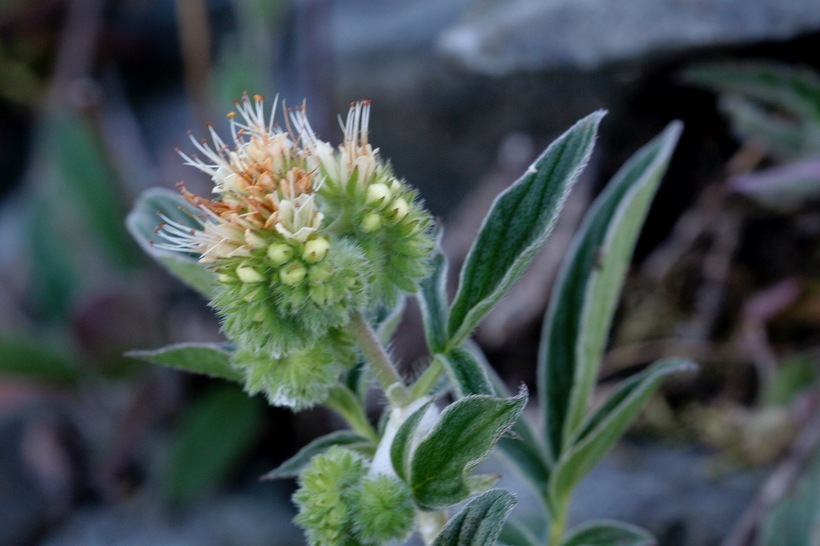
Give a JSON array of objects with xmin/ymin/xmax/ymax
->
[{"xmin": 0, "ymin": 0, "xmax": 819, "ymax": 544}]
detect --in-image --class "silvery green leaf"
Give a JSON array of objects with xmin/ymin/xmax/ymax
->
[
  {"xmin": 127, "ymin": 342, "xmax": 241, "ymax": 382},
  {"xmin": 433, "ymin": 489, "xmax": 517, "ymax": 546},
  {"xmin": 549, "ymin": 359, "xmax": 695, "ymax": 505},
  {"xmin": 447, "ymin": 112, "xmax": 604, "ymax": 348},
  {"xmin": 390, "ymin": 400, "xmax": 434, "ymax": 483},
  {"xmin": 410, "ymin": 390, "xmax": 527, "ymax": 510},
  {"xmin": 538, "ymin": 122, "xmax": 682, "ymax": 460},
  {"xmin": 126, "ymin": 188, "xmax": 215, "ymax": 297},
  {"xmin": 418, "ymin": 232, "xmax": 450, "ymax": 353}
]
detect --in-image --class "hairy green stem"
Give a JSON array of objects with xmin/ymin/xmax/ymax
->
[
  {"xmin": 325, "ymin": 385, "xmax": 379, "ymax": 443},
  {"xmin": 548, "ymin": 497, "xmax": 568, "ymax": 546},
  {"xmin": 348, "ymin": 311, "xmax": 408, "ymax": 406},
  {"xmin": 408, "ymin": 356, "xmax": 444, "ymax": 401}
]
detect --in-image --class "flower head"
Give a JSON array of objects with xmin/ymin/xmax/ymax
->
[{"xmin": 154, "ymin": 93, "xmax": 434, "ymax": 407}]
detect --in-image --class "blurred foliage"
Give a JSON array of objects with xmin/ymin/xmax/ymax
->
[
  {"xmin": 757, "ymin": 449, "xmax": 820, "ymax": 546},
  {"xmin": 161, "ymin": 385, "xmax": 264, "ymax": 507}
]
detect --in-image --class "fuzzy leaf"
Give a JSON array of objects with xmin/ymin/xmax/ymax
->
[
  {"xmin": 440, "ymin": 347, "xmax": 494, "ymax": 398},
  {"xmin": 127, "ymin": 342, "xmax": 241, "ymax": 383},
  {"xmin": 126, "ymin": 188, "xmax": 216, "ymax": 297},
  {"xmin": 538, "ymin": 122, "xmax": 682, "ymax": 460},
  {"xmin": 262, "ymin": 430, "xmax": 373, "ymax": 480},
  {"xmin": 549, "ymin": 360, "xmax": 696, "ymax": 505},
  {"xmin": 410, "ymin": 390, "xmax": 527, "ymax": 509},
  {"xmin": 390, "ymin": 400, "xmax": 434, "ymax": 483},
  {"xmin": 457, "ymin": 343, "xmax": 551, "ymax": 493},
  {"xmin": 433, "ymin": 489, "xmax": 517, "ymax": 546},
  {"xmin": 418, "ymin": 234, "xmax": 450, "ymax": 353},
  {"xmin": 560, "ymin": 520, "xmax": 656, "ymax": 546},
  {"xmin": 162, "ymin": 386, "xmax": 262, "ymax": 505},
  {"xmin": 447, "ymin": 112, "xmax": 604, "ymax": 347}
]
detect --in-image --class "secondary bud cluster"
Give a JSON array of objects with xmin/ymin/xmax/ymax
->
[
  {"xmin": 154, "ymin": 94, "xmax": 434, "ymax": 408},
  {"xmin": 293, "ymin": 446, "xmax": 414, "ymax": 546}
]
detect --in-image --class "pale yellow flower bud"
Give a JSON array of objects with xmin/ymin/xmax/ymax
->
[
  {"xmin": 303, "ymin": 237, "xmax": 330, "ymax": 263},
  {"xmin": 267, "ymin": 243, "xmax": 293, "ymax": 265},
  {"xmin": 389, "ymin": 197, "xmax": 409, "ymax": 222},
  {"xmin": 280, "ymin": 263, "xmax": 307, "ymax": 286},
  {"xmin": 365, "ymin": 183, "xmax": 392, "ymax": 207},
  {"xmin": 237, "ymin": 264, "xmax": 264, "ymax": 283},
  {"xmin": 361, "ymin": 212, "xmax": 382, "ymax": 232}
]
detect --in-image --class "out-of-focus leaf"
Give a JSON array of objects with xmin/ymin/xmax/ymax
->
[
  {"xmin": 325, "ymin": 385, "xmax": 378, "ymax": 443},
  {"xmin": 162, "ymin": 386, "xmax": 263, "ymax": 506},
  {"xmin": 126, "ymin": 188, "xmax": 215, "ymax": 297},
  {"xmin": 0, "ymin": 335, "xmax": 80, "ymax": 385},
  {"xmin": 262, "ymin": 430, "xmax": 373, "ymax": 480},
  {"xmin": 447, "ymin": 112, "xmax": 604, "ymax": 348},
  {"xmin": 763, "ymin": 355, "xmax": 819, "ymax": 406},
  {"xmin": 433, "ymin": 489, "xmax": 517, "ymax": 546},
  {"xmin": 560, "ymin": 520, "xmax": 656, "ymax": 546},
  {"xmin": 757, "ymin": 449, "xmax": 820, "ymax": 546},
  {"xmin": 127, "ymin": 342, "xmax": 241, "ymax": 383},
  {"xmin": 539, "ymin": 122, "xmax": 681, "ymax": 460},
  {"xmin": 46, "ymin": 115, "xmax": 137, "ymax": 268},
  {"xmin": 683, "ymin": 62, "xmax": 820, "ymax": 123},
  {"xmin": 730, "ymin": 157, "xmax": 820, "ymax": 210},
  {"xmin": 410, "ymin": 390, "xmax": 527, "ymax": 510}
]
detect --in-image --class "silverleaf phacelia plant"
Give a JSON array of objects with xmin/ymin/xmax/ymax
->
[{"xmin": 128, "ymin": 94, "xmax": 693, "ymax": 546}]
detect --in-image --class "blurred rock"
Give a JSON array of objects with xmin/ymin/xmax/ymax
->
[
  {"xmin": 0, "ymin": 407, "xmax": 82, "ymax": 546},
  {"xmin": 43, "ymin": 485, "xmax": 301, "ymax": 546},
  {"xmin": 495, "ymin": 442, "xmax": 764, "ymax": 546},
  {"xmin": 438, "ymin": 0, "xmax": 820, "ymax": 75}
]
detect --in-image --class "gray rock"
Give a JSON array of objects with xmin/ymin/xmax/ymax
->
[
  {"xmin": 493, "ymin": 442, "xmax": 764, "ymax": 546},
  {"xmin": 438, "ymin": 0, "xmax": 820, "ymax": 75},
  {"xmin": 43, "ymin": 485, "xmax": 302, "ymax": 546}
]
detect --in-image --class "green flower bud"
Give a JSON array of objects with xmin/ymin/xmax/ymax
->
[
  {"xmin": 361, "ymin": 212, "xmax": 381, "ymax": 233},
  {"xmin": 267, "ymin": 242, "xmax": 293, "ymax": 265},
  {"xmin": 236, "ymin": 264, "xmax": 264, "ymax": 283},
  {"xmin": 303, "ymin": 236, "xmax": 330, "ymax": 263},
  {"xmin": 365, "ymin": 182, "xmax": 392, "ymax": 207},
  {"xmin": 280, "ymin": 262, "xmax": 307, "ymax": 286},
  {"xmin": 349, "ymin": 475, "xmax": 415, "ymax": 545},
  {"xmin": 388, "ymin": 197, "xmax": 409, "ymax": 222},
  {"xmin": 294, "ymin": 446, "xmax": 369, "ymax": 546}
]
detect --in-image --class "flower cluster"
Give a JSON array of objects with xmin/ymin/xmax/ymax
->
[
  {"xmin": 156, "ymin": 94, "xmax": 433, "ymax": 408},
  {"xmin": 293, "ymin": 446, "xmax": 414, "ymax": 546}
]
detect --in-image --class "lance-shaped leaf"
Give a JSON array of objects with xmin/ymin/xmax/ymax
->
[
  {"xmin": 560, "ymin": 520, "xmax": 656, "ymax": 546},
  {"xmin": 446, "ymin": 344, "xmax": 551, "ymax": 495},
  {"xmin": 127, "ymin": 342, "xmax": 241, "ymax": 383},
  {"xmin": 418, "ymin": 232, "xmax": 450, "ymax": 353},
  {"xmin": 126, "ymin": 188, "xmax": 216, "ymax": 297},
  {"xmin": 433, "ymin": 489, "xmax": 517, "ymax": 546},
  {"xmin": 548, "ymin": 359, "xmax": 696, "ymax": 506},
  {"xmin": 447, "ymin": 112, "xmax": 604, "ymax": 347},
  {"xmin": 262, "ymin": 430, "xmax": 373, "ymax": 480},
  {"xmin": 538, "ymin": 122, "xmax": 682, "ymax": 460},
  {"xmin": 409, "ymin": 390, "xmax": 527, "ymax": 509}
]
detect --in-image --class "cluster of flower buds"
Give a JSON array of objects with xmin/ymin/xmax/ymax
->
[
  {"xmin": 293, "ymin": 446, "xmax": 415, "ymax": 545},
  {"xmin": 156, "ymin": 94, "xmax": 433, "ymax": 408}
]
